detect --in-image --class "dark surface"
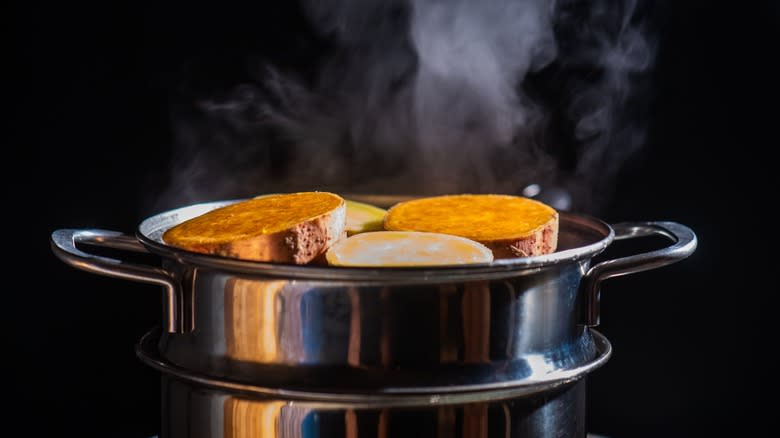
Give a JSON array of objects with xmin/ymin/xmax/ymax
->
[{"xmin": 6, "ymin": 1, "xmax": 777, "ymax": 437}]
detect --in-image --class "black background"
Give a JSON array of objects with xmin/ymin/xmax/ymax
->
[{"xmin": 6, "ymin": 1, "xmax": 778, "ymax": 437}]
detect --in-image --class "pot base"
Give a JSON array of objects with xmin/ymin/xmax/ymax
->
[{"xmin": 157, "ymin": 371, "xmax": 591, "ymax": 438}]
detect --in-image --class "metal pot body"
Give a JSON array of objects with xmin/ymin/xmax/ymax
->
[
  {"xmin": 51, "ymin": 196, "xmax": 696, "ymax": 394},
  {"xmin": 159, "ymin": 375, "xmax": 587, "ymax": 438},
  {"xmin": 160, "ymin": 258, "xmax": 599, "ymax": 391},
  {"xmin": 137, "ymin": 326, "xmax": 609, "ymax": 438}
]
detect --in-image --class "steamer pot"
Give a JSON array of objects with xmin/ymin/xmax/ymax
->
[
  {"xmin": 138, "ymin": 327, "xmax": 611, "ymax": 438},
  {"xmin": 51, "ymin": 195, "xmax": 696, "ymax": 393}
]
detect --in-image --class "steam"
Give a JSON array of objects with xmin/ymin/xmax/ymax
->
[
  {"xmin": 409, "ymin": 0, "xmax": 556, "ymax": 194},
  {"xmin": 156, "ymin": 0, "xmax": 655, "ymax": 214}
]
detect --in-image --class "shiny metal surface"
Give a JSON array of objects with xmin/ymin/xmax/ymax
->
[
  {"xmin": 50, "ymin": 229, "xmax": 184, "ymax": 333},
  {"xmin": 137, "ymin": 327, "xmax": 611, "ymax": 402},
  {"xmin": 158, "ymin": 373, "xmax": 588, "ymax": 438},
  {"xmin": 580, "ymin": 221, "xmax": 698, "ymax": 326},
  {"xmin": 156, "ymin": 260, "xmax": 599, "ymax": 392},
  {"xmin": 50, "ymin": 196, "xmax": 696, "ymax": 392}
]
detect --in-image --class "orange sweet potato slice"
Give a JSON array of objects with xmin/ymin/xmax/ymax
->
[
  {"xmin": 383, "ymin": 194, "xmax": 558, "ymax": 258},
  {"xmin": 163, "ymin": 192, "xmax": 346, "ymax": 264}
]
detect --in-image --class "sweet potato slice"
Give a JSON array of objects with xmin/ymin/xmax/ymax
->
[
  {"xmin": 345, "ymin": 199, "xmax": 387, "ymax": 236},
  {"xmin": 325, "ymin": 231, "xmax": 494, "ymax": 267},
  {"xmin": 163, "ymin": 192, "xmax": 346, "ymax": 264},
  {"xmin": 383, "ymin": 194, "xmax": 558, "ymax": 258}
]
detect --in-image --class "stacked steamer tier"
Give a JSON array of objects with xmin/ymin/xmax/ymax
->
[{"xmin": 51, "ymin": 194, "xmax": 697, "ymax": 438}]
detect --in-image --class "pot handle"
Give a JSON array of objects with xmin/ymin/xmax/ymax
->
[
  {"xmin": 50, "ymin": 229, "xmax": 184, "ymax": 333},
  {"xmin": 580, "ymin": 221, "xmax": 697, "ymax": 326}
]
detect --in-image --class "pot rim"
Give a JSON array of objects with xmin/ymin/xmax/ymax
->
[{"xmin": 136, "ymin": 197, "xmax": 614, "ymax": 281}]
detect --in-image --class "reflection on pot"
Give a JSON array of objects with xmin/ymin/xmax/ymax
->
[{"xmin": 209, "ymin": 381, "xmax": 585, "ymax": 438}]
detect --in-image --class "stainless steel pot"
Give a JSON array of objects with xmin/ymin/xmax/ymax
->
[
  {"xmin": 50, "ymin": 195, "xmax": 696, "ymax": 395},
  {"xmin": 152, "ymin": 333, "xmax": 600, "ymax": 438}
]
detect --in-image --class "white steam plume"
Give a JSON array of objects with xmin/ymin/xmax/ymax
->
[{"xmin": 155, "ymin": 0, "xmax": 655, "ymax": 214}]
